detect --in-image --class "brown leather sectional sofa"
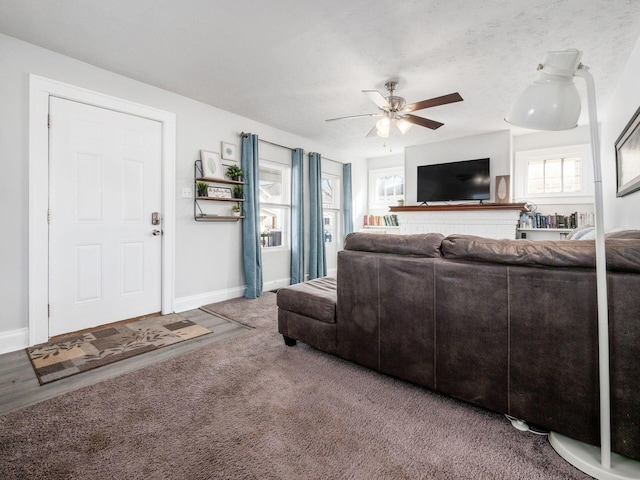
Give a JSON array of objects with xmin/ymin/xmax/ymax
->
[{"xmin": 277, "ymin": 232, "xmax": 640, "ymax": 461}]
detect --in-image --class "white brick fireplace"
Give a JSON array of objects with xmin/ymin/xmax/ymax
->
[{"xmin": 391, "ymin": 204, "xmax": 526, "ymax": 240}]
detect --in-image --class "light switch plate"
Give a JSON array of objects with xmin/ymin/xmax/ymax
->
[{"xmin": 182, "ymin": 187, "xmax": 193, "ymax": 198}]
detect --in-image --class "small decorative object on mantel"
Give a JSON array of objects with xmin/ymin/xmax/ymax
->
[
  {"xmin": 225, "ymin": 164, "xmax": 244, "ymax": 181},
  {"xmin": 196, "ymin": 182, "xmax": 209, "ymax": 197},
  {"xmin": 231, "ymin": 205, "xmax": 242, "ymax": 217},
  {"xmin": 397, "ymin": 198, "xmax": 405, "ymax": 206},
  {"xmin": 200, "ymin": 150, "xmax": 220, "ymax": 178},
  {"xmin": 495, "ymin": 175, "xmax": 511, "ymax": 204},
  {"xmin": 221, "ymin": 142, "xmax": 238, "ymax": 161},
  {"xmin": 233, "ymin": 185, "xmax": 244, "ymax": 199}
]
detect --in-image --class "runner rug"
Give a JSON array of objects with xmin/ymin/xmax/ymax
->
[{"xmin": 26, "ymin": 314, "xmax": 211, "ymax": 385}]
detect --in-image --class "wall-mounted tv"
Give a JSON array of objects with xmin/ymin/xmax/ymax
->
[{"xmin": 417, "ymin": 158, "xmax": 490, "ymax": 203}]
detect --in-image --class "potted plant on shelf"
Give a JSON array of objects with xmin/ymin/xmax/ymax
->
[
  {"xmin": 397, "ymin": 198, "xmax": 405, "ymax": 206},
  {"xmin": 233, "ymin": 185, "xmax": 244, "ymax": 199},
  {"xmin": 231, "ymin": 205, "xmax": 242, "ymax": 217},
  {"xmin": 196, "ymin": 182, "xmax": 209, "ymax": 197},
  {"xmin": 225, "ymin": 165, "xmax": 244, "ymax": 182}
]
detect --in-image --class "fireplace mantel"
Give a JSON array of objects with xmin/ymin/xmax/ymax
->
[
  {"xmin": 390, "ymin": 203, "xmax": 527, "ymax": 239},
  {"xmin": 389, "ymin": 203, "xmax": 528, "ymax": 213}
]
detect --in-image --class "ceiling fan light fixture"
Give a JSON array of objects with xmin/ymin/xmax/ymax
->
[
  {"xmin": 396, "ymin": 118, "xmax": 413, "ymax": 134},
  {"xmin": 376, "ymin": 117, "xmax": 391, "ymax": 137}
]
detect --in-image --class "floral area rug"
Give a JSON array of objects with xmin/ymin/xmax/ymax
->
[{"xmin": 26, "ymin": 314, "xmax": 211, "ymax": 385}]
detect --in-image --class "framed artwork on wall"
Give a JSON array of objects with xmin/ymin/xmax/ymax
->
[
  {"xmin": 615, "ymin": 105, "xmax": 640, "ymax": 197},
  {"xmin": 200, "ymin": 150, "xmax": 221, "ymax": 179},
  {"xmin": 221, "ymin": 142, "xmax": 238, "ymax": 161}
]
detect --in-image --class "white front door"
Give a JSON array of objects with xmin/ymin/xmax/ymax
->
[{"xmin": 48, "ymin": 97, "xmax": 162, "ymax": 336}]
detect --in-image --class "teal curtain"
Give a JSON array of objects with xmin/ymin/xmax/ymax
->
[
  {"xmin": 291, "ymin": 148, "xmax": 305, "ymax": 284},
  {"xmin": 308, "ymin": 152, "xmax": 326, "ymax": 279},
  {"xmin": 343, "ymin": 163, "xmax": 353, "ymax": 236},
  {"xmin": 241, "ymin": 133, "xmax": 262, "ymax": 298}
]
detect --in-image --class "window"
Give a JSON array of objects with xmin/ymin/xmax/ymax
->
[
  {"xmin": 527, "ymin": 157, "xmax": 582, "ymax": 194},
  {"xmin": 368, "ymin": 167, "xmax": 404, "ymax": 209},
  {"xmin": 514, "ymin": 144, "xmax": 593, "ymax": 204},
  {"xmin": 322, "ymin": 174, "xmax": 340, "ymax": 244},
  {"xmin": 259, "ymin": 160, "xmax": 291, "ymax": 249}
]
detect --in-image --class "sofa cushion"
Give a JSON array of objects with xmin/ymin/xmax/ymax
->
[
  {"xmin": 606, "ymin": 229, "xmax": 640, "ymax": 239},
  {"xmin": 344, "ymin": 232, "xmax": 444, "ymax": 257},
  {"xmin": 441, "ymin": 234, "xmax": 640, "ymax": 272},
  {"xmin": 276, "ymin": 277, "xmax": 337, "ymax": 324}
]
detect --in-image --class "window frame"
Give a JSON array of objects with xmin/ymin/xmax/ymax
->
[
  {"xmin": 258, "ymin": 159, "xmax": 291, "ymax": 252},
  {"xmin": 321, "ymin": 173, "xmax": 340, "ymax": 245},
  {"xmin": 514, "ymin": 144, "xmax": 594, "ymax": 205},
  {"xmin": 368, "ymin": 166, "xmax": 405, "ymax": 210}
]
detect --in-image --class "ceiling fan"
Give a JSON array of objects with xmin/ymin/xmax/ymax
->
[{"xmin": 326, "ymin": 81, "xmax": 463, "ymax": 138}]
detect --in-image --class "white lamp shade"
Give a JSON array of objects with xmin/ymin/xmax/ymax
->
[{"xmin": 505, "ymin": 72, "xmax": 581, "ymax": 130}]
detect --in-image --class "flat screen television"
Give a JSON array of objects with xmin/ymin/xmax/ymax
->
[{"xmin": 417, "ymin": 158, "xmax": 490, "ymax": 203}]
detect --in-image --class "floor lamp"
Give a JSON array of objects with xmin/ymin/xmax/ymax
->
[{"xmin": 506, "ymin": 49, "xmax": 640, "ymax": 480}]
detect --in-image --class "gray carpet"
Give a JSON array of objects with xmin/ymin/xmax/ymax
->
[{"xmin": 0, "ymin": 292, "xmax": 590, "ymax": 479}]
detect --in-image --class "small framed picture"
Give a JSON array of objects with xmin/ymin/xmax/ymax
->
[
  {"xmin": 221, "ymin": 142, "xmax": 238, "ymax": 161},
  {"xmin": 207, "ymin": 186, "xmax": 232, "ymax": 199},
  {"xmin": 200, "ymin": 150, "xmax": 221, "ymax": 179}
]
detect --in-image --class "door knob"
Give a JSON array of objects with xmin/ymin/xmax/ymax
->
[{"xmin": 152, "ymin": 229, "xmax": 162, "ymax": 236}]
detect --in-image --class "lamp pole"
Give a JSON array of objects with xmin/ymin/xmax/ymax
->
[{"xmin": 575, "ymin": 64, "xmax": 611, "ymax": 469}]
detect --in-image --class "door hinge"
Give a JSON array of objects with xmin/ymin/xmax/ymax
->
[
  {"xmin": 47, "ymin": 209, "xmax": 51, "ymax": 223},
  {"xmin": 48, "ymin": 304, "xmax": 50, "ymax": 317},
  {"xmin": 47, "ymin": 114, "xmax": 51, "ymax": 128}
]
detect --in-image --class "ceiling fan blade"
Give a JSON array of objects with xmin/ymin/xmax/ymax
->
[
  {"xmin": 403, "ymin": 92, "xmax": 463, "ymax": 112},
  {"xmin": 325, "ymin": 113, "xmax": 381, "ymax": 122},
  {"xmin": 365, "ymin": 124, "xmax": 379, "ymax": 137},
  {"xmin": 362, "ymin": 90, "xmax": 390, "ymax": 109},
  {"xmin": 403, "ymin": 114, "xmax": 444, "ymax": 130}
]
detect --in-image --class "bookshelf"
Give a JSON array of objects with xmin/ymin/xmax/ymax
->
[{"xmin": 517, "ymin": 228, "xmax": 573, "ymax": 240}]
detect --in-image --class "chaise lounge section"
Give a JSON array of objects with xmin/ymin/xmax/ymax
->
[{"xmin": 276, "ymin": 232, "xmax": 640, "ymax": 461}]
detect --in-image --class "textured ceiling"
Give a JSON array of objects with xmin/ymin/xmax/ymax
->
[{"xmin": 1, "ymin": 0, "xmax": 640, "ymax": 158}]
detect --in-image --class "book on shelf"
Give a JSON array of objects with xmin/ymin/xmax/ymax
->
[
  {"xmin": 363, "ymin": 214, "xmax": 399, "ymax": 227},
  {"xmin": 518, "ymin": 211, "xmax": 594, "ymax": 230}
]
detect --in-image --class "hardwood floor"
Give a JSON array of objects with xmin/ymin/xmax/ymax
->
[{"xmin": 0, "ymin": 309, "xmax": 248, "ymax": 415}]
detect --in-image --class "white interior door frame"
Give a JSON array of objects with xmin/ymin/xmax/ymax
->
[{"xmin": 29, "ymin": 74, "xmax": 176, "ymax": 346}]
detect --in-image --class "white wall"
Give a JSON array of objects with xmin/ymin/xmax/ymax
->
[
  {"xmin": 0, "ymin": 33, "xmax": 365, "ymax": 347},
  {"xmin": 351, "ymin": 160, "xmax": 368, "ymax": 233},
  {"xmin": 404, "ymin": 131, "xmax": 511, "ymax": 205},
  {"xmin": 601, "ymin": 34, "xmax": 640, "ymax": 229},
  {"xmin": 513, "ymin": 126, "xmax": 590, "ymax": 152}
]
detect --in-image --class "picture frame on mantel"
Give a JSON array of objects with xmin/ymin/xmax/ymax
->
[
  {"xmin": 495, "ymin": 175, "xmax": 511, "ymax": 204},
  {"xmin": 615, "ymin": 105, "xmax": 640, "ymax": 197}
]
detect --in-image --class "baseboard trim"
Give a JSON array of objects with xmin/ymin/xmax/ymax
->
[
  {"xmin": 173, "ymin": 278, "xmax": 291, "ymax": 313},
  {"xmin": 174, "ymin": 286, "xmax": 246, "ymax": 313},
  {"xmin": 0, "ymin": 328, "xmax": 29, "ymax": 355},
  {"xmin": 264, "ymin": 278, "xmax": 292, "ymax": 292}
]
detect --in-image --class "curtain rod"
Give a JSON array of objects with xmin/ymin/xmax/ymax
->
[
  {"xmin": 240, "ymin": 132, "xmax": 293, "ymax": 152},
  {"xmin": 240, "ymin": 132, "xmax": 343, "ymax": 163},
  {"xmin": 309, "ymin": 152, "xmax": 341, "ymax": 165}
]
